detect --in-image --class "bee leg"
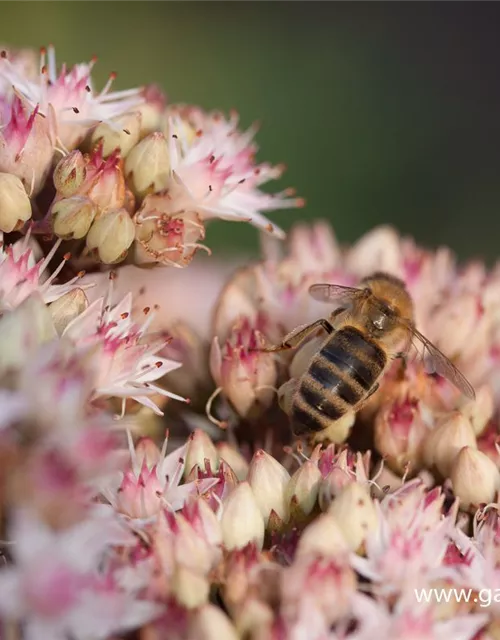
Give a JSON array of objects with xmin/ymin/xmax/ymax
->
[{"xmin": 257, "ymin": 319, "xmax": 333, "ymax": 353}]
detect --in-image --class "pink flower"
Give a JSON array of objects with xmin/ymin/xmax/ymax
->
[
  {"xmin": 0, "ymin": 45, "xmax": 144, "ymax": 149},
  {"xmin": 0, "ymin": 232, "xmax": 89, "ymax": 311},
  {"xmin": 62, "ymin": 282, "xmax": 186, "ymax": 414},
  {"xmin": 0, "ymin": 507, "xmax": 159, "ymax": 640},
  {"xmin": 0, "ymin": 93, "xmax": 56, "ymax": 195},
  {"xmin": 102, "ymin": 432, "xmax": 218, "ymax": 524},
  {"xmin": 165, "ymin": 107, "xmax": 304, "ymax": 238}
]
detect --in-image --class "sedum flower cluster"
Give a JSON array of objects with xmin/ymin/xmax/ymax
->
[{"xmin": 0, "ymin": 44, "xmax": 499, "ymax": 640}]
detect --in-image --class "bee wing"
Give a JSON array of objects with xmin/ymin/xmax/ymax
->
[
  {"xmin": 410, "ymin": 326, "xmax": 476, "ymax": 400},
  {"xmin": 308, "ymin": 283, "xmax": 364, "ymax": 305}
]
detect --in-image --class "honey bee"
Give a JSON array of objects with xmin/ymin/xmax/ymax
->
[{"xmin": 260, "ymin": 271, "xmax": 475, "ymax": 436}]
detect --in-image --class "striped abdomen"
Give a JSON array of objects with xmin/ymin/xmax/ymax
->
[{"xmin": 291, "ymin": 325, "xmax": 387, "ymax": 435}]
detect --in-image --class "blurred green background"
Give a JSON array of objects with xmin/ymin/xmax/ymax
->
[{"xmin": 2, "ymin": 2, "xmax": 500, "ymax": 262}]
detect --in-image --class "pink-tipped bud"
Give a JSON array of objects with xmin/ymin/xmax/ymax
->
[
  {"xmin": 171, "ymin": 565, "xmax": 209, "ymax": 609},
  {"xmin": 296, "ymin": 513, "xmax": 349, "ymax": 559},
  {"xmin": 0, "ymin": 172, "xmax": 32, "ymax": 232},
  {"xmin": 124, "ymin": 131, "xmax": 170, "ymax": 200},
  {"xmin": 210, "ymin": 318, "xmax": 277, "ymax": 419},
  {"xmin": 139, "ymin": 84, "xmax": 167, "ymax": 137},
  {"xmin": 374, "ymin": 396, "xmax": 429, "ymax": 475},
  {"xmin": 86, "ymin": 208, "xmax": 135, "ymax": 263},
  {"xmin": 247, "ymin": 450, "xmax": 290, "ymax": 529},
  {"xmin": 216, "ymin": 442, "xmax": 249, "ymax": 481},
  {"xmin": 188, "ymin": 605, "xmax": 239, "ymax": 640},
  {"xmin": 327, "ymin": 483, "xmax": 378, "ymax": 553},
  {"xmin": 51, "ymin": 196, "xmax": 97, "ymax": 239},
  {"xmin": 48, "ymin": 289, "xmax": 88, "ymax": 335},
  {"xmin": 221, "ymin": 482, "xmax": 265, "ymax": 551},
  {"xmin": 450, "ymin": 446, "xmax": 500, "ymax": 512},
  {"xmin": 91, "ymin": 111, "xmax": 142, "ymax": 159},
  {"xmin": 184, "ymin": 429, "xmax": 219, "ymax": 478},
  {"xmin": 285, "ymin": 460, "xmax": 322, "ymax": 519},
  {"xmin": 458, "ymin": 384, "xmax": 494, "ymax": 437},
  {"xmin": 53, "ymin": 150, "xmax": 87, "ymax": 197},
  {"xmin": 423, "ymin": 412, "xmax": 477, "ymax": 478}
]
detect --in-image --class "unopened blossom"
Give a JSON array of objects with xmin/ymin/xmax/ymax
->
[
  {"xmin": 0, "ymin": 45, "xmax": 145, "ymax": 149},
  {"xmin": 52, "ymin": 149, "xmax": 87, "ymax": 196},
  {"xmin": 328, "ymin": 483, "xmax": 378, "ymax": 553},
  {"xmin": 62, "ymin": 288, "xmax": 185, "ymax": 413},
  {"xmin": 374, "ymin": 394, "xmax": 431, "ymax": 476},
  {"xmin": 450, "ymin": 446, "xmax": 500, "ymax": 512},
  {"xmin": 423, "ymin": 412, "xmax": 477, "ymax": 478},
  {"xmin": 217, "ymin": 442, "xmax": 249, "ymax": 481},
  {"xmin": 186, "ymin": 459, "xmax": 239, "ymax": 510},
  {"xmin": 221, "ymin": 481, "xmax": 265, "ymax": 550},
  {"xmin": 210, "ymin": 316, "xmax": 277, "ymax": 419},
  {"xmin": 86, "ymin": 208, "xmax": 135, "ymax": 264},
  {"xmin": 51, "ymin": 196, "xmax": 98, "ymax": 239},
  {"xmin": 295, "ymin": 513, "xmax": 349, "ymax": 559},
  {"xmin": 0, "ymin": 94, "xmax": 56, "ymax": 194},
  {"xmin": 316, "ymin": 448, "xmax": 372, "ymax": 509},
  {"xmin": 0, "ymin": 171, "xmax": 32, "ymax": 232},
  {"xmin": 91, "ymin": 110, "xmax": 142, "ymax": 158},
  {"xmin": 125, "ymin": 131, "xmax": 170, "ymax": 199},
  {"xmin": 458, "ymin": 383, "xmax": 494, "ymax": 437},
  {"xmin": 248, "ymin": 449, "xmax": 291, "ymax": 529},
  {"xmin": 285, "ymin": 460, "xmax": 322, "ymax": 519},
  {"xmin": 183, "ymin": 428, "xmax": 219, "ymax": 478}
]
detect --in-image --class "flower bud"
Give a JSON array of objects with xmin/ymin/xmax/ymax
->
[
  {"xmin": 423, "ymin": 412, "xmax": 477, "ymax": 478},
  {"xmin": 318, "ymin": 467, "xmax": 353, "ymax": 511},
  {"xmin": 48, "ymin": 288, "xmax": 88, "ymax": 335},
  {"xmin": 247, "ymin": 450, "xmax": 290, "ymax": 529},
  {"xmin": 184, "ymin": 429, "xmax": 219, "ymax": 478},
  {"xmin": 374, "ymin": 396, "xmax": 429, "ymax": 475},
  {"xmin": 124, "ymin": 131, "xmax": 170, "ymax": 200},
  {"xmin": 328, "ymin": 483, "xmax": 378, "ymax": 553},
  {"xmin": 138, "ymin": 84, "xmax": 167, "ymax": 137},
  {"xmin": 286, "ymin": 460, "xmax": 321, "ymax": 519},
  {"xmin": 86, "ymin": 208, "xmax": 135, "ymax": 263},
  {"xmin": 51, "ymin": 196, "xmax": 97, "ymax": 239},
  {"xmin": 91, "ymin": 111, "xmax": 142, "ymax": 158},
  {"xmin": 221, "ymin": 482, "xmax": 265, "ymax": 551},
  {"xmin": 53, "ymin": 150, "xmax": 86, "ymax": 197},
  {"xmin": 296, "ymin": 513, "xmax": 349, "ymax": 559},
  {"xmin": 210, "ymin": 318, "xmax": 277, "ymax": 419},
  {"xmin": 188, "ymin": 605, "xmax": 239, "ymax": 640},
  {"xmin": 450, "ymin": 446, "xmax": 500, "ymax": 512},
  {"xmin": 233, "ymin": 598, "xmax": 273, "ymax": 639},
  {"xmin": 217, "ymin": 442, "xmax": 249, "ymax": 481},
  {"xmin": 0, "ymin": 172, "xmax": 32, "ymax": 232},
  {"xmin": 171, "ymin": 565, "xmax": 209, "ymax": 609},
  {"xmin": 458, "ymin": 384, "xmax": 494, "ymax": 437}
]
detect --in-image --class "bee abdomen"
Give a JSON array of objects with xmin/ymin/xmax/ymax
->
[{"xmin": 290, "ymin": 326, "xmax": 386, "ymax": 435}]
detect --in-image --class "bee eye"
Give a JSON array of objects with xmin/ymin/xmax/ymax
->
[{"xmin": 372, "ymin": 313, "xmax": 387, "ymax": 330}]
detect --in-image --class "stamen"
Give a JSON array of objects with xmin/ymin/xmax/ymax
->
[{"xmin": 205, "ymin": 386, "xmax": 228, "ymax": 430}]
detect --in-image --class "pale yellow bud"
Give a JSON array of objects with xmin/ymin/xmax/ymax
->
[
  {"xmin": 459, "ymin": 384, "xmax": 494, "ymax": 437},
  {"xmin": 450, "ymin": 446, "xmax": 500, "ymax": 512},
  {"xmin": 48, "ymin": 289, "xmax": 88, "ymax": 335},
  {"xmin": 423, "ymin": 412, "xmax": 477, "ymax": 478},
  {"xmin": 286, "ymin": 460, "xmax": 321, "ymax": 518},
  {"xmin": 91, "ymin": 111, "xmax": 142, "ymax": 159},
  {"xmin": 184, "ymin": 429, "xmax": 219, "ymax": 478},
  {"xmin": 189, "ymin": 605, "xmax": 239, "ymax": 640},
  {"xmin": 51, "ymin": 196, "xmax": 97, "ymax": 240},
  {"xmin": 295, "ymin": 513, "xmax": 349, "ymax": 558},
  {"xmin": 247, "ymin": 450, "xmax": 290, "ymax": 528},
  {"xmin": 171, "ymin": 565, "xmax": 209, "ymax": 609},
  {"xmin": 328, "ymin": 483, "xmax": 378, "ymax": 553},
  {"xmin": 0, "ymin": 172, "xmax": 32, "ymax": 233},
  {"xmin": 53, "ymin": 150, "xmax": 86, "ymax": 197},
  {"xmin": 124, "ymin": 132, "xmax": 170, "ymax": 200},
  {"xmin": 217, "ymin": 442, "xmax": 249, "ymax": 481},
  {"xmin": 233, "ymin": 599, "xmax": 274, "ymax": 639},
  {"xmin": 221, "ymin": 482, "xmax": 265, "ymax": 551},
  {"xmin": 86, "ymin": 208, "xmax": 135, "ymax": 264}
]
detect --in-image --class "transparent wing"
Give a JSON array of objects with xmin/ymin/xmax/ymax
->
[
  {"xmin": 410, "ymin": 326, "xmax": 476, "ymax": 400},
  {"xmin": 308, "ymin": 283, "xmax": 364, "ymax": 304}
]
